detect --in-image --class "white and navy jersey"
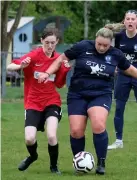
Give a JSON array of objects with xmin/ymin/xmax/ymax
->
[
  {"xmin": 115, "ymin": 30, "xmax": 137, "ymax": 68},
  {"xmin": 64, "ymin": 40, "xmax": 130, "ymax": 96}
]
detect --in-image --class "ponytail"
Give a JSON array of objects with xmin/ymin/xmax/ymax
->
[{"xmin": 105, "ymin": 23, "xmax": 125, "ymax": 32}]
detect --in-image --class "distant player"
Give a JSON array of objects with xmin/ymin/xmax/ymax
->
[
  {"xmin": 7, "ymin": 28, "xmax": 71, "ymax": 174},
  {"xmin": 37, "ymin": 27, "xmax": 137, "ymax": 175},
  {"xmin": 106, "ymin": 10, "xmax": 137, "ymax": 150}
]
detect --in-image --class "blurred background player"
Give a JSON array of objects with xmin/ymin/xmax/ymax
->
[
  {"xmin": 7, "ymin": 28, "xmax": 71, "ymax": 174},
  {"xmin": 37, "ymin": 27, "xmax": 137, "ymax": 175},
  {"xmin": 106, "ymin": 10, "xmax": 137, "ymax": 150}
]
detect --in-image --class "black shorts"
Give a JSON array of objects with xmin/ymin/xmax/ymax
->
[{"xmin": 25, "ymin": 105, "xmax": 62, "ymax": 132}]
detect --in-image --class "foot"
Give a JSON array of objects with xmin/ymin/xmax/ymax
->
[
  {"xmin": 108, "ymin": 140, "xmax": 123, "ymax": 150},
  {"xmin": 50, "ymin": 166, "xmax": 61, "ymax": 175},
  {"xmin": 96, "ymin": 158, "xmax": 105, "ymax": 175},
  {"xmin": 18, "ymin": 154, "xmax": 38, "ymax": 171}
]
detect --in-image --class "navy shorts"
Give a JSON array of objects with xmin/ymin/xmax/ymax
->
[
  {"xmin": 25, "ymin": 105, "xmax": 62, "ymax": 132},
  {"xmin": 114, "ymin": 74, "xmax": 137, "ymax": 102},
  {"xmin": 67, "ymin": 92, "xmax": 112, "ymax": 116}
]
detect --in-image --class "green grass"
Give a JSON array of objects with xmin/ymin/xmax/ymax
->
[{"xmin": 1, "ymin": 87, "xmax": 137, "ymax": 180}]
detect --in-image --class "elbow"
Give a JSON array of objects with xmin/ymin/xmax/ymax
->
[{"xmin": 7, "ymin": 65, "xmax": 12, "ymax": 71}]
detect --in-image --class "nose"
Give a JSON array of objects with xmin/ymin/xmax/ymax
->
[
  {"xmin": 48, "ymin": 43, "xmax": 52, "ymax": 48},
  {"xmin": 100, "ymin": 45, "xmax": 105, "ymax": 51}
]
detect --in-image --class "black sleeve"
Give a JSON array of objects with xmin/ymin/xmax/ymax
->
[
  {"xmin": 117, "ymin": 51, "xmax": 130, "ymax": 70},
  {"xmin": 114, "ymin": 33, "xmax": 121, "ymax": 49},
  {"xmin": 64, "ymin": 41, "xmax": 85, "ymax": 60}
]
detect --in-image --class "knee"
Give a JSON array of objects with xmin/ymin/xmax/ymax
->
[
  {"xmin": 92, "ymin": 121, "xmax": 105, "ymax": 134},
  {"xmin": 70, "ymin": 128, "xmax": 84, "ymax": 138},
  {"xmin": 48, "ymin": 135, "xmax": 57, "ymax": 145},
  {"xmin": 25, "ymin": 135, "xmax": 36, "ymax": 145}
]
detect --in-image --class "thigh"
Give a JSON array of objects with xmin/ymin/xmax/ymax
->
[
  {"xmin": 44, "ymin": 104, "xmax": 62, "ymax": 122},
  {"xmin": 25, "ymin": 109, "xmax": 44, "ymax": 132},
  {"xmin": 87, "ymin": 106, "xmax": 108, "ymax": 133},
  {"xmin": 114, "ymin": 74, "xmax": 132, "ymax": 101},
  {"xmin": 46, "ymin": 116, "xmax": 58, "ymax": 136},
  {"xmin": 67, "ymin": 92, "xmax": 88, "ymax": 116}
]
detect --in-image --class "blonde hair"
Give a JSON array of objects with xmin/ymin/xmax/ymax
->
[
  {"xmin": 105, "ymin": 23, "xmax": 125, "ymax": 32},
  {"xmin": 96, "ymin": 27, "xmax": 114, "ymax": 40}
]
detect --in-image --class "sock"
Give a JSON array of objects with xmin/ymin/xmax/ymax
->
[
  {"xmin": 114, "ymin": 99, "xmax": 126, "ymax": 140},
  {"xmin": 26, "ymin": 141, "xmax": 38, "ymax": 159},
  {"xmin": 48, "ymin": 144, "xmax": 58, "ymax": 168},
  {"xmin": 93, "ymin": 130, "xmax": 108, "ymax": 160},
  {"xmin": 70, "ymin": 135, "xmax": 85, "ymax": 156}
]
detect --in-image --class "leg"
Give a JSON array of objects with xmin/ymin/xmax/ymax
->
[
  {"xmin": 88, "ymin": 106, "xmax": 108, "ymax": 175},
  {"xmin": 87, "ymin": 94, "xmax": 112, "ymax": 175},
  {"xmin": 44, "ymin": 105, "xmax": 62, "ymax": 174},
  {"xmin": 18, "ymin": 110, "xmax": 41, "ymax": 171},
  {"xmin": 67, "ymin": 93, "xmax": 88, "ymax": 156},
  {"xmin": 69, "ymin": 115, "xmax": 87, "ymax": 156},
  {"xmin": 114, "ymin": 99, "xmax": 126, "ymax": 140},
  {"xmin": 108, "ymin": 74, "xmax": 131, "ymax": 150}
]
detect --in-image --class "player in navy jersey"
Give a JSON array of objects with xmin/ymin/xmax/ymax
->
[
  {"xmin": 107, "ymin": 10, "xmax": 137, "ymax": 150},
  {"xmin": 37, "ymin": 27, "xmax": 137, "ymax": 175}
]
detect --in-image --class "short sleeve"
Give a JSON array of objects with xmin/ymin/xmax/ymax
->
[
  {"xmin": 117, "ymin": 51, "xmax": 130, "ymax": 70},
  {"xmin": 64, "ymin": 41, "xmax": 86, "ymax": 60}
]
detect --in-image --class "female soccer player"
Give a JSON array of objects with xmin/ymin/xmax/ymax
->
[
  {"xmin": 7, "ymin": 28, "xmax": 71, "ymax": 174},
  {"xmin": 37, "ymin": 27, "xmax": 137, "ymax": 175},
  {"xmin": 106, "ymin": 10, "xmax": 137, "ymax": 150}
]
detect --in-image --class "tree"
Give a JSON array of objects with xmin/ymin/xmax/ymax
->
[{"xmin": 1, "ymin": 1, "xmax": 27, "ymax": 97}]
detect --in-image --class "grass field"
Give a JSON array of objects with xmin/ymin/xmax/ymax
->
[{"xmin": 1, "ymin": 86, "xmax": 137, "ymax": 180}]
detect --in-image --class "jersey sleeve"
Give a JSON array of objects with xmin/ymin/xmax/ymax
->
[
  {"xmin": 114, "ymin": 33, "xmax": 121, "ymax": 49},
  {"xmin": 54, "ymin": 62, "xmax": 71, "ymax": 88},
  {"xmin": 64, "ymin": 41, "xmax": 86, "ymax": 60},
  {"xmin": 117, "ymin": 51, "xmax": 130, "ymax": 70}
]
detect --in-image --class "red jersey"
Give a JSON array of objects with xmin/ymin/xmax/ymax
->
[{"xmin": 12, "ymin": 47, "xmax": 70, "ymax": 111}]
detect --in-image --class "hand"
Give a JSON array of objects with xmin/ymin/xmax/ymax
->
[
  {"xmin": 38, "ymin": 72, "xmax": 49, "ymax": 83},
  {"xmin": 20, "ymin": 57, "xmax": 31, "ymax": 68},
  {"xmin": 63, "ymin": 60, "xmax": 71, "ymax": 68}
]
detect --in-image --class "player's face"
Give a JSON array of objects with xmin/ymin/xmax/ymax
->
[
  {"xmin": 124, "ymin": 13, "xmax": 137, "ymax": 32},
  {"xmin": 41, "ymin": 35, "xmax": 59, "ymax": 55},
  {"xmin": 95, "ymin": 36, "xmax": 111, "ymax": 54}
]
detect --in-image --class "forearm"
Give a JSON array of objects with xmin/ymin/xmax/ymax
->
[
  {"xmin": 124, "ymin": 65, "xmax": 137, "ymax": 79},
  {"xmin": 46, "ymin": 53, "xmax": 69, "ymax": 75},
  {"xmin": 7, "ymin": 63, "xmax": 21, "ymax": 71}
]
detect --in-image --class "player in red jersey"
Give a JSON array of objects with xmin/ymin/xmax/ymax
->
[{"xmin": 7, "ymin": 28, "xmax": 71, "ymax": 174}]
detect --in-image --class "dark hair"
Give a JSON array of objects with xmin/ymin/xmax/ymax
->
[{"xmin": 41, "ymin": 28, "xmax": 60, "ymax": 40}]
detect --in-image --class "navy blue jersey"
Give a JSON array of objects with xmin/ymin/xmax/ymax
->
[
  {"xmin": 64, "ymin": 40, "xmax": 130, "ymax": 96},
  {"xmin": 115, "ymin": 30, "xmax": 137, "ymax": 69}
]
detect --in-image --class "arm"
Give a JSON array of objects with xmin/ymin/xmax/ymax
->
[
  {"xmin": 38, "ymin": 41, "xmax": 84, "ymax": 83},
  {"xmin": 55, "ymin": 60, "xmax": 71, "ymax": 88},
  {"xmin": 124, "ymin": 65, "xmax": 137, "ymax": 79},
  {"xmin": 38, "ymin": 53, "xmax": 69, "ymax": 83},
  {"xmin": 7, "ymin": 63, "xmax": 21, "ymax": 71}
]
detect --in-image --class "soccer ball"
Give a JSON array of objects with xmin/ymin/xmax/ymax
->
[{"xmin": 73, "ymin": 151, "xmax": 95, "ymax": 173}]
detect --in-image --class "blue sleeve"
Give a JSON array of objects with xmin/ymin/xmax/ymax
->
[
  {"xmin": 64, "ymin": 41, "xmax": 86, "ymax": 60},
  {"xmin": 117, "ymin": 51, "xmax": 130, "ymax": 70},
  {"xmin": 114, "ymin": 33, "xmax": 120, "ymax": 49}
]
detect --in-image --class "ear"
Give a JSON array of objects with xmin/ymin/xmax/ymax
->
[
  {"xmin": 40, "ymin": 38, "xmax": 43, "ymax": 44},
  {"xmin": 56, "ymin": 38, "xmax": 59, "ymax": 44}
]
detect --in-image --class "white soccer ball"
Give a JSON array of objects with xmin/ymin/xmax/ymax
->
[{"xmin": 73, "ymin": 151, "xmax": 95, "ymax": 173}]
